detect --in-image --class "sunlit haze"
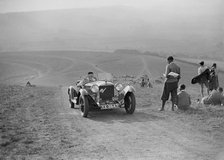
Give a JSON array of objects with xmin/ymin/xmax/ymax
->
[
  {"xmin": 0, "ymin": 0, "xmax": 222, "ymax": 13},
  {"xmin": 0, "ymin": 0, "xmax": 223, "ymax": 55}
]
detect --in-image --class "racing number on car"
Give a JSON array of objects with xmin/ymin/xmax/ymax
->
[{"xmin": 101, "ymin": 104, "xmax": 119, "ymax": 109}]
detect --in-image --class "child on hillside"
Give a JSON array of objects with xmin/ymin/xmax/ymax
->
[{"xmin": 177, "ymin": 84, "xmax": 191, "ymax": 110}]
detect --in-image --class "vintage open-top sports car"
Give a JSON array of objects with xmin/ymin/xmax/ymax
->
[{"xmin": 68, "ymin": 73, "xmax": 136, "ymax": 117}]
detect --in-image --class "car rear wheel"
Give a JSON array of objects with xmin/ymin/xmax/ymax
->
[
  {"xmin": 79, "ymin": 96, "xmax": 89, "ymax": 117},
  {"xmin": 124, "ymin": 92, "xmax": 136, "ymax": 114}
]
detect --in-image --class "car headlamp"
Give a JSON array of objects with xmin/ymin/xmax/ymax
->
[
  {"xmin": 91, "ymin": 85, "xmax": 99, "ymax": 93},
  {"xmin": 115, "ymin": 83, "xmax": 123, "ymax": 91}
]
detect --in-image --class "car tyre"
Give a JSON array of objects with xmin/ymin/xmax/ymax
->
[
  {"xmin": 79, "ymin": 96, "xmax": 89, "ymax": 117},
  {"xmin": 124, "ymin": 92, "xmax": 136, "ymax": 114}
]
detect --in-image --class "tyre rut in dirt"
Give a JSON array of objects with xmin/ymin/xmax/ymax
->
[
  {"xmin": 124, "ymin": 92, "xmax": 136, "ymax": 114},
  {"xmin": 79, "ymin": 96, "xmax": 90, "ymax": 117}
]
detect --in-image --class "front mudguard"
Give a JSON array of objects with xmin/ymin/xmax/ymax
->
[
  {"xmin": 118, "ymin": 85, "xmax": 135, "ymax": 101},
  {"xmin": 68, "ymin": 86, "xmax": 76, "ymax": 99},
  {"xmin": 79, "ymin": 88, "xmax": 88, "ymax": 97}
]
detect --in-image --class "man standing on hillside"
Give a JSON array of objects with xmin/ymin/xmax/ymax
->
[
  {"xmin": 160, "ymin": 56, "xmax": 181, "ymax": 111},
  {"xmin": 209, "ymin": 63, "xmax": 219, "ymax": 91},
  {"xmin": 198, "ymin": 61, "xmax": 209, "ymax": 97}
]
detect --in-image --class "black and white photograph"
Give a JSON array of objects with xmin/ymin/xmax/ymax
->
[{"xmin": 0, "ymin": 0, "xmax": 223, "ymax": 159}]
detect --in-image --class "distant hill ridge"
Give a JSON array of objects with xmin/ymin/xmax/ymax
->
[{"xmin": 0, "ymin": 6, "xmax": 222, "ymax": 56}]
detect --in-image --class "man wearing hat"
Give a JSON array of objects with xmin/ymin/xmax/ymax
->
[
  {"xmin": 198, "ymin": 61, "xmax": 209, "ymax": 97},
  {"xmin": 75, "ymin": 71, "xmax": 97, "ymax": 106},
  {"xmin": 160, "ymin": 56, "xmax": 181, "ymax": 111},
  {"xmin": 78, "ymin": 71, "xmax": 97, "ymax": 86}
]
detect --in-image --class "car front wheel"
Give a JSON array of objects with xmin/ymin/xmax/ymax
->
[
  {"xmin": 79, "ymin": 96, "xmax": 89, "ymax": 117},
  {"xmin": 124, "ymin": 92, "xmax": 136, "ymax": 114}
]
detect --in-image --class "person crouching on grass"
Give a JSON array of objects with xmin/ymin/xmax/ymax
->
[
  {"xmin": 201, "ymin": 87, "xmax": 224, "ymax": 106},
  {"xmin": 159, "ymin": 56, "xmax": 181, "ymax": 111},
  {"xmin": 177, "ymin": 84, "xmax": 191, "ymax": 110}
]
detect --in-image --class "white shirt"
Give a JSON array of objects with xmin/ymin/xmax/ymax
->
[
  {"xmin": 198, "ymin": 66, "xmax": 208, "ymax": 75},
  {"xmin": 164, "ymin": 62, "xmax": 180, "ymax": 83}
]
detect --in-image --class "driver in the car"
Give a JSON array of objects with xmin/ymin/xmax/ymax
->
[
  {"xmin": 77, "ymin": 71, "xmax": 97, "ymax": 87},
  {"xmin": 75, "ymin": 72, "xmax": 97, "ymax": 105}
]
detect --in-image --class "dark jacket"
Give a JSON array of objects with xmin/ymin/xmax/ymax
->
[{"xmin": 191, "ymin": 68, "xmax": 210, "ymax": 84}]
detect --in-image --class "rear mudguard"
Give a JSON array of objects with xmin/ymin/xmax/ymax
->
[{"xmin": 68, "ymin": 86, "xmax": 76, "ymax": 99}]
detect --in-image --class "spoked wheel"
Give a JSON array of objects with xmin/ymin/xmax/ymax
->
[
  {"xmin": 79, "ymin": 96, "xmax": 90, "ymax": 117},
  {"xmin": 124, "ymin": 92, "xmax": 136, "ymax": 114}
]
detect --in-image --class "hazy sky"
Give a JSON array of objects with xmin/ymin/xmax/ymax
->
[{"xmin": 0, "ymin": 0, "xmax": 222, "ymax": 13}]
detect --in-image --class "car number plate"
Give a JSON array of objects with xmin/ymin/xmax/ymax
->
[{"xmin": 101, "ymin": 104, "xmax": 119, "ymax": 110}]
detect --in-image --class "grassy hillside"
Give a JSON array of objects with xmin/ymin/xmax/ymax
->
[
  {"xmin": 1, "ymin": 50, "xmax": 223, "ymax": 91},
  {"xmin": 1, "ymin": 83, "xmax": 224, "ymax": 159}
]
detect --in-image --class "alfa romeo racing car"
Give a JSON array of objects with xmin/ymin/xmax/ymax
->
[{"xmin": 68, "ymin": 73, "xmax": 136, "ymax": 117}]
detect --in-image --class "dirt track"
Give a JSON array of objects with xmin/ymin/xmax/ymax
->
[
  {"xmin": 59, "ymin": 85, "xmax": 224, "ymax": 160},
  {"xmin": 1, "ymin": 83, "xmax": 224, "ymax": 160}
]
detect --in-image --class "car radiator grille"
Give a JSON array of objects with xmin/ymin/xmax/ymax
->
[{"xmin": 99, "ymin": 85, "xmax": 114, "ymax": 101}]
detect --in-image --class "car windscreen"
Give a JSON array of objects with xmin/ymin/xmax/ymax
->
[{"xmin": 97, "ymin": 73, "xmax": 113, "ymax": 82}]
